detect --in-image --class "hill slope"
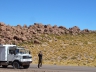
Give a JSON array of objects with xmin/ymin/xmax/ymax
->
[
  {"xmin": 21, "ymin": 33, "xmax": 96, "ymax": 67},
  {"xmin": 0, "ymin": 22, "xmax": 96, "ymax": 66}
]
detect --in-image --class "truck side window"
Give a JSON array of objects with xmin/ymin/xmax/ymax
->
[
  {"xmin": 9, "ymin": 50, "xmax": 14, "ymax": 54},
  {"xmin": 15, "ymin": 49, "xmax": 19, "ymax": 54}
]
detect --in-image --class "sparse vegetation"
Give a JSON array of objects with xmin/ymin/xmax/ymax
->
[{"xmin": 18, "ymin": 33, "xmax": 96, "ymax": 67}]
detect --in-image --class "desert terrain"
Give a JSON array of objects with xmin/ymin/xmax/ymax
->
[{"xmin": 0, "ymin": 22, "xmax": 96, "ymax": 72}]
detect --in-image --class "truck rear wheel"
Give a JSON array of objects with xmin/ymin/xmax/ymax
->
[
  {"xmin": 13, "ymin": 62, "xmax": 20, "ymax": 69},
  {"xmin": 23, "ymin": 65, "xmax": 30, "ymax": 69},
  {"xmin": 2, "ymin": 65, "xmax": 7, "ymax": 68}
]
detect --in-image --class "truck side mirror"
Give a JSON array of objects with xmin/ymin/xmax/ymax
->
[
  {"xmin": 14, "ymin": 51, "xmax": 16, "ymax": 55},
  {"xmin": 29, "ymin": 51, "xmax": 31, "ymax": 54}
]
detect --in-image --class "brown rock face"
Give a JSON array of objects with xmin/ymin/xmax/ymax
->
[
  {"xmin": 33, "ymin": 39, "xmax": 41, "ymax": 44},
  {"xmin": 0, "ymin": 22, "xmax": 92, "ymax": 44},
  {"xmin": 0, "ymin": 22, "xmax": 6, "ymax": 26},
  {"xmin": 0, "ymin": 38, "xmax": 5, "ymax": 44},
  {"xmin": 69, "ymin": 26, "xmax": 80, "ymax": 35},
  {"xmin": 81, "ymin": 29, "xmax": 91, "ymax": 33}
]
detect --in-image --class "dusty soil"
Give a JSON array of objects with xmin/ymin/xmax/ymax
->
[
  {"xmin": 0, "ymin": 67, "xmax": 61, "ymax": 72},
  {"xmin": 0, "ymin": 69, "xmax": 61, "ymax": 72}
]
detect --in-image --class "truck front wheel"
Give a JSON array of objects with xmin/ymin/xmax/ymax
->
[
  {"xmin": 13, "ymin": 62, "xmax": 20, "ymax": 69},
  {"xmin": 23, "ymin": 65, "xmax": 30, "ymax": 69}
]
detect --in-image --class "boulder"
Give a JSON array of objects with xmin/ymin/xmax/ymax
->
[
  {"xmin": 81, "ymin": 29, "xmax": 91, "ymax": 33},
  {"xmin": 33, "ymin": 39, "xmax": 41, "ymax": 44},
  {"xmin": 0, "ymin": 22, "xmax": 93, "ymax": 44},
  {"xmin": 69, "ymin": 26, "xmax": 80, "ymax": 35}
]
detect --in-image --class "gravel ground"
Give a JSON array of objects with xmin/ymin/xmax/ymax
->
[
  {"xmin": 0, "ymin": 67, "xmax": 61, "ymax": 72},
  {"xmin": 0, "ymin": 69, "xmax": 63, "ymax": 72},
  {"xmin": 0, "ymin": 65, "xmax": 96, "ymax": 72}
]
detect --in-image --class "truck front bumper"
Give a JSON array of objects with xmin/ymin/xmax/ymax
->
[{"xmin": 21, "ymin": 61, "xmax": 32, "ymax": 65}]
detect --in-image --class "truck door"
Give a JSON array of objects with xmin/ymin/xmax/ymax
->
[{"xmin": 7, "ymin": 47, "xmax": 15, "ymax": 62}]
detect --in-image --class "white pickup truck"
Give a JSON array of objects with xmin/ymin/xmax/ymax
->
[{"xmin": 0, "ymin": 44, "xmax": 32, "ymax": 69}]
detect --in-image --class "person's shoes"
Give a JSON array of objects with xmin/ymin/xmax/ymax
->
[{"xmin": 38, "ymin": 64, "xmax": 40, "ymax": 68}]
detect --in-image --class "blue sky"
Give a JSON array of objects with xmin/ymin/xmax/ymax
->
[{"xmin": 0, "ymin": 0, "xmax": 96, "ymax": 30}]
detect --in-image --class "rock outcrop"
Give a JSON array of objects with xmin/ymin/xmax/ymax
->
[{"xmin": 0, "ymin": 22, "xmax": 93, "ymax": 44}]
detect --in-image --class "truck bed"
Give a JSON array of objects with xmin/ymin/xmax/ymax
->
[{"xmin": 0, "ymin": 46, "xmax": 7, "ymax": 61}]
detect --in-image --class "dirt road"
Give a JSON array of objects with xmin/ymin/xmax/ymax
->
[{"xmin": 0, "ymin": 64, "xmax": 96, "ymax": 72}]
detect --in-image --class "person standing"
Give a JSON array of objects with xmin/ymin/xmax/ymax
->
[{"xmin": 38, "ymin": 51, "xmax": 43, "ymax": 68}]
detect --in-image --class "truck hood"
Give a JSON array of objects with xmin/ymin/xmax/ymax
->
[{"xmin": 17, "ymin": 53, "xmax": 32, "ymax": 57}]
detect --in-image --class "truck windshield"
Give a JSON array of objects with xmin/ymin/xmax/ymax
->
[{"xmin": 15, "ymin": 48, "xmax": 30, "ymax": 54}]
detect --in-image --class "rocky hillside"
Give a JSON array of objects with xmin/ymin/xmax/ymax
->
[
  {"xmin": 1, "ymin": 22, "xmax": 96, "ymax": 67},
  {"xmin": 0, "ymin": 22, "xmax": 93, "ymax": 44}
]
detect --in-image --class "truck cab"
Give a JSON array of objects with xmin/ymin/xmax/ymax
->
[{"xmin": 0, "ymin": 45, "xmax": 32, "ymax": 69}]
